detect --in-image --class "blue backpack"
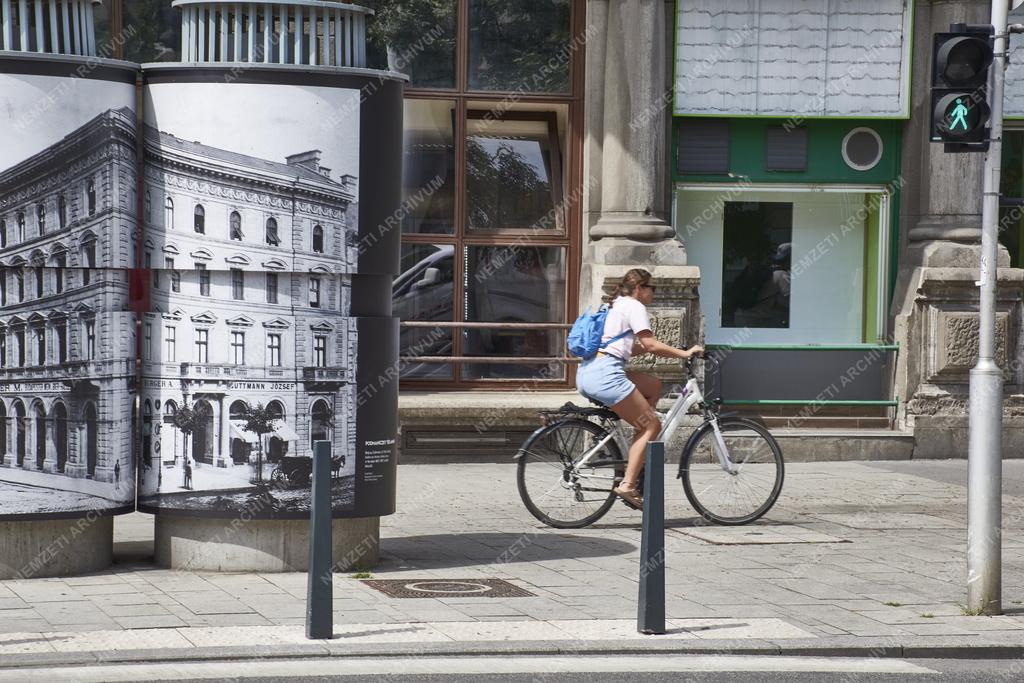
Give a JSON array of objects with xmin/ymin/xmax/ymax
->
[{"xmin": 566, "ymin": 305, "xmax": 630, "ymax": 359}]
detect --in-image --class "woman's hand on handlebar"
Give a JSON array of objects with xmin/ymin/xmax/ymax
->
[{"xmin": 682, "ymin": 345, "xmax": 703, "ymax": 359}]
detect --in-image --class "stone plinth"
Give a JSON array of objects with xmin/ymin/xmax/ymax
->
[
  {"xmin": 0, "ymin": 516, "xmax": 113, "ymax": 579},
  {"xmin": 154, "ymin": 515, "xmax": 378, "ymax": 572},
  {"xmin": 892, "ymin": 267, "xmax": 1024, "ymax": 458}
]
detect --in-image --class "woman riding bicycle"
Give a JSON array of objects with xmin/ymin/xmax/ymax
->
[{"xmin": 575, "ymin": 268, "xmax": 702, "ymax": 507}]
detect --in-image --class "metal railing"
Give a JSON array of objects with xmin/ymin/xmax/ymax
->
[
  {"xmin": 400, "ymin": 321, "xmax": 577, "ymax": 365},
  {"xmin": 0, "ymin": 0, "xmax": 99, "ymax": 56},
  {"xmin": 173, "ymin": 0, "xmax": 370, "ymax": 67}
]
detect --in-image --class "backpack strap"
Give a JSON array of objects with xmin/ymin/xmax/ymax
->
[{"xmin": 598, "ymin": 330, "xmax": 631, "ymax": 349}]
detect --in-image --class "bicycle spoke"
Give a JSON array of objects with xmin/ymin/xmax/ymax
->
[
  {"xmin": 682, "ymin": 420, "xmax": 783, "ymax": 524},
  {"xmin": 517, "ymin": 419, "xmax": 621, "ymax": 528}
]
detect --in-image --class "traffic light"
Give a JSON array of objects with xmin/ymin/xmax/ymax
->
[{"xmin": 930, "ymin": 23, "xmax": 994, "ymax": 151}]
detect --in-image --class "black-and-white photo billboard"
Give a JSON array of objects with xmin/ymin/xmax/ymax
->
[
  {"xmin": 0, "ymin": 58, "xmax": 139, "ymax": 520},
  {"xmin": 138, "ymin": 67, "xmax": 401, "ymax": 519}
]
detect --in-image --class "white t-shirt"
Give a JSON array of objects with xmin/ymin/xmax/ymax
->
[{"xmin": 601, "ymin": 296, "xmax": 651, "ymax": 362}]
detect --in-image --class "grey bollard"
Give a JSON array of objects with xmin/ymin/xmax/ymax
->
[
  {"xmin": 637, "ymin": 440, "xmax": 666, "ymax": 635},
  {"xmin": 306, "ymin": 440, "xmax": 334, "ymax": 639}
]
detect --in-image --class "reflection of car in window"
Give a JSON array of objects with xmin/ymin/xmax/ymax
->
[
  {"xmin": 392, "ymin": 244, "xmax": 561, "ymax": 379},
  {"xmin": 393, "ymin": 246, "xmax": 455, "ymax": 373},
  {"xmin": 467, "ymin": 247, "xmax": 552, "ymax": 359}
]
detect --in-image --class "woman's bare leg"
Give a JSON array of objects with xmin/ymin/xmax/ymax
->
[
  {"xmin": 627, "ymin": 371, "xmax": 662, "ymax": 409},
  {"xmin": 610, "ymin": 388, "xmax": 661, "ymax": 490}
]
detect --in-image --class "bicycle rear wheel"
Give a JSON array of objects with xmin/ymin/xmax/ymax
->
[
  {"xmin": 516, "ymin": 418, "xmax": 623, "ymax": 529},
  {"xmin": 681, "ymin": 417, "xmax": 784, "ymax": 525}
]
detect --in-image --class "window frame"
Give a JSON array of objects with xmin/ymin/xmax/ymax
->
[
  {"xmin": 313, "ymin": 334, "xmax": 327, "ymax": 368},
  {"xmin": 231, "ymin": 268, "xmax": 245, "ymax": 301},
  {"xmin": 195, "ymin": 328, "xmax": 209, "ymax": 364},
  {"xmin": 266, "ymin": 272, "xmax": 279, "ymax": 304},
  {"xmin": 230, "ymin": 330, "xmax": 246, "ymax": 365},
  {"xmin": 267, "ymin": 332, "xmax": 282, "ymax": 367},
  {"xmin": 397, "ymin": 0, "xmax": 584, "ymax": 389}
]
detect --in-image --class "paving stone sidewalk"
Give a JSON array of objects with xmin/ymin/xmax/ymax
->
[{"xmin": 1, "ymin": 460, "xmax": 1024, "ymax": 662}]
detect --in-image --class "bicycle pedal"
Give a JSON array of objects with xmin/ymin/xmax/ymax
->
[{"xmin": 619, "ymin": 497, "xmax": 642, "ymax": 511}]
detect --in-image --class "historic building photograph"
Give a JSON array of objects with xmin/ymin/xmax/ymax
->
[
  {"xmin": 137, "ymin": 82, "xmax": 360, "ymax": 514},
  {"xmin": 0, "ymin": 101, "xmax": 137, "ymax": 517}
]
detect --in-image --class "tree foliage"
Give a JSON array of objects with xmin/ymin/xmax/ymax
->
[
  {"xmin": 364, "ymin": 0, "xmax": 570, "ymax": 92},
  {"xmin": 466, "ymin": 138, "xmax": 549, "ymax": 229},
  {"xmin": 241, "ymin": 403, "xmax": 278, "ymax": 439}
]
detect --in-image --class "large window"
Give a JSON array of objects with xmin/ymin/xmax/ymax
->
[
  {"xmin": 231, "ymin": 269, "xmax": 244, "ymax": 300},
  {"xmin": 197, "ymin": 263, "xmax": 210, "ymax": 296},
  {"xmin": 392, "ymin": 0, "xmax": 582, "ymax": 387},
  {"xmin": 195, "ymin": 329, "xmax": 209, "ymax": 364},
  {"xmin": 680, "ymin": 187, "xmax": 888, "ymax": 345},
  {"xmin": 267, "ymin": 333, "xmax": 282, "ymax": 367},
  {"xmin": 720, "ymin": 202, "xmax": 792, "ymax": 329},
  {"xmin": 85, "ymin": 320, "xmax": 96, "ymax": 360},
  {"xmin": 194, "ymin": 205, "xmax": 205, "ymax": 234},
  {"xmin": 230, "ymin": 211, "xmax": 243, "ymax": 241},
  {"xmin": 266, "ymin": 272, "xmax": 279, "ymax": 304},
  {"xmin": 230, "ymin": 331, "xmax": 245, "ymax": 365},
  {"xmin": 163, "ymin": 325, "xmax": 175, "ymax": 362},
  {"xmin": 313, "ymin": 335, "xmax": 327, "ymax": 368},
  {"xmin": 309, "ymin": 276, "xmax": 321, "ymax": 308}
]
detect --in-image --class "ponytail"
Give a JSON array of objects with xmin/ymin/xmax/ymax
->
[{"xmin": 602, "ymin": 268, "xmax": 653, "ymax": 304}]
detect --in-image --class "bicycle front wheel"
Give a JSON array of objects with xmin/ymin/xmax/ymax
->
[
  {"xmin": 681, "ymin": 417, "xmax": 784, "ymax": 525},
  {"xmin": 516, "ymin": 418, "xmax": 623, "ymax": 529}
]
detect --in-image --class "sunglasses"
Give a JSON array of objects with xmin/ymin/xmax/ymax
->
[{"xmin": 640, "ymin": 283, "xmax": 657, "ymax": 293}]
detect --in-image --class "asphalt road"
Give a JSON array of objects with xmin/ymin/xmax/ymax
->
[{"xmin": 12, "ymin": 655, "xmax": 1024, "ymax": 682}]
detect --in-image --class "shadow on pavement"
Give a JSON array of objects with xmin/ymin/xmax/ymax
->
[{"xmin": 379, "ymin": 532, "xmax": 637, "ymax": 568}]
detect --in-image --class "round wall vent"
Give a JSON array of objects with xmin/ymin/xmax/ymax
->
[{"xmin": 842, "ymin": 127, "xmax": 883, "ymax": 171}]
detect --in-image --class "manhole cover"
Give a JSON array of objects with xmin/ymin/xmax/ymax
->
[{"xmin": 362, "ymin": 578, "xmax": 534, "ymax": 598}]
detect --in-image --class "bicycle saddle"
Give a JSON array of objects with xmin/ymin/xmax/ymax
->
[{"xmin": 554, "ymin": 401, "xmax": 620, "ymax": 421}]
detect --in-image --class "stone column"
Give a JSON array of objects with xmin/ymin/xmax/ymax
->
[
  {"xmin": 892, "ymin": 0, "xmax": 1024, "ymax": 455},
  {"xmin": 583, "ymin": 0, "xmax": 701, "ymax": 378},
  {"xmin": 218, "ymin": 396, "xmax": 229, "ymax": 467}
]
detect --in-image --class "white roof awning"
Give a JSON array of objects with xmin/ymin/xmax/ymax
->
[
  {"xmin": 271, "ymin": 422, "xmax": 300, "ymax": 442},
  {"xmin": 229, "ymin": 422, "xmax": 259, "ymax": 444}
]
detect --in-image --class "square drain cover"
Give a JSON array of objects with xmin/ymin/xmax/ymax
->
[{"xmin": 362, "ymin": 579, "xmax": 534, "ymax": 598}]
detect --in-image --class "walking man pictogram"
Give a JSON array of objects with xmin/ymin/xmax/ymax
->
[{"xmin": 949, "ymin": 97, "xmax": 970, "ymax": 131}]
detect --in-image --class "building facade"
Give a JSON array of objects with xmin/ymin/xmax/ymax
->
[
  {"xmin": 37, "ymin": 0, "xmax": 1024, "ymax": 460},
  {"xmin": 0, "ymin": 106, "xmax": 135, "ymax": 496},
  {"xmin": 140, "ymin": 125, "xmax": 358, "ymax": 493}
]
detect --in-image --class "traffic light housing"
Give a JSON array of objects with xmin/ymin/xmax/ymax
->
[{"xmin": 930, "ymin": 23, "xmax": 994, "ymax": 151}]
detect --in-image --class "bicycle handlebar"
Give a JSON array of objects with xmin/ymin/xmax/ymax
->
[{"xmin": 683, "ymin": 353, "xmax": 718, "ymax": 379}]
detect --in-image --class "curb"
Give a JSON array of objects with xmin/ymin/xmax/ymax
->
[{"xmin": 4, "ymin": 638, "xmax": 1024, "ymax": 669}]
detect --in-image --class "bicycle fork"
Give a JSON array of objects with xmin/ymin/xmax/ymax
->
[{"xmin": 708, "ymin": 418, "xmax": 739, "ymax": 475}]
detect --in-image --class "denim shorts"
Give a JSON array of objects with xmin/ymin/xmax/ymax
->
[{"xmin": 575, "ymin": 354, "xmax": 636, "ymax": 407}]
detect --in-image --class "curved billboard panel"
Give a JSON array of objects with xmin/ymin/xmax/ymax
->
[
  {"xmin": 0, "ymin": 56, "xmax": 139, "ymax": 520},
  {"xmin": 137, "ymin": 66, "xmax": 401, "ymax": 519}
]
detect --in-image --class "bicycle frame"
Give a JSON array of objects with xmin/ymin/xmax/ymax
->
[{"xmin": 571, "ymin": 369, "xmax": 738, "ymax": 476}]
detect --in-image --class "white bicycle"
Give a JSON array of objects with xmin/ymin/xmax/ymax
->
[{"xmin": 515, "ymin": 356, "xmax": 784, "ymax": 528}]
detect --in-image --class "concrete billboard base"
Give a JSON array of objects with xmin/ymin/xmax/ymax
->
[
  {"xmin": 0, "ymin": 516, "xmax": 113, "ymax": 580},
  {"xmin": 154, "ymin": 515, "xmax": 379, "ymax": 572}
]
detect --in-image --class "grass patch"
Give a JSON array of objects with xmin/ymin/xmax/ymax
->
[
  {"xmin": 882, "ymin": 601, "xmax": 903, "ymax": 607},
  {"xmin": 957, "ymin": 602, "xmax": 991, "ymax": 616},
  {"xmin": 921, "ymin": 613, "xmax": 935, "ymax": 619},
  {"xmin": 351, "ymin": 571, "xmax": 372, "ymax": 579}
]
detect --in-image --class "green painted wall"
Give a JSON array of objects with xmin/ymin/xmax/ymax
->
[
  {"xmin": 672, "ymin": 117, "xmax": 905, "ymax": 328},
  {"xmin": 672, "ymin": 119, "xmax": 903, "ymax": 185},
  {"xmin": 864, "ymin": 195, "xmax": 882, "ymax": 343}
]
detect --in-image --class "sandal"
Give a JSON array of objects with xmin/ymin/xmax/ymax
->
[{"xmin": 613, "ymin": 486, "xmax": 644, "ymax": 509}]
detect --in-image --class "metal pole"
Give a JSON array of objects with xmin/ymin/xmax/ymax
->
[
  {"xmin": 968, "ymin": 0, "xmax": 1008, "ymax": 616},
  {"xmin": 637, "ymin": 440, "xmax": 665, "ymax": 634},
  {"xmin": 306, "ymin": 440, "xmax": 333, "ymax": 638}
]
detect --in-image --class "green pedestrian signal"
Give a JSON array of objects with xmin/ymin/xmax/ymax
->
[
  {"xmin": 930, "ymin": 23, "xmax": 993, "ymax": 151},
  {"xmin": 948, "ymin": 98, "xmax": 970, "ymax": 131}
]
